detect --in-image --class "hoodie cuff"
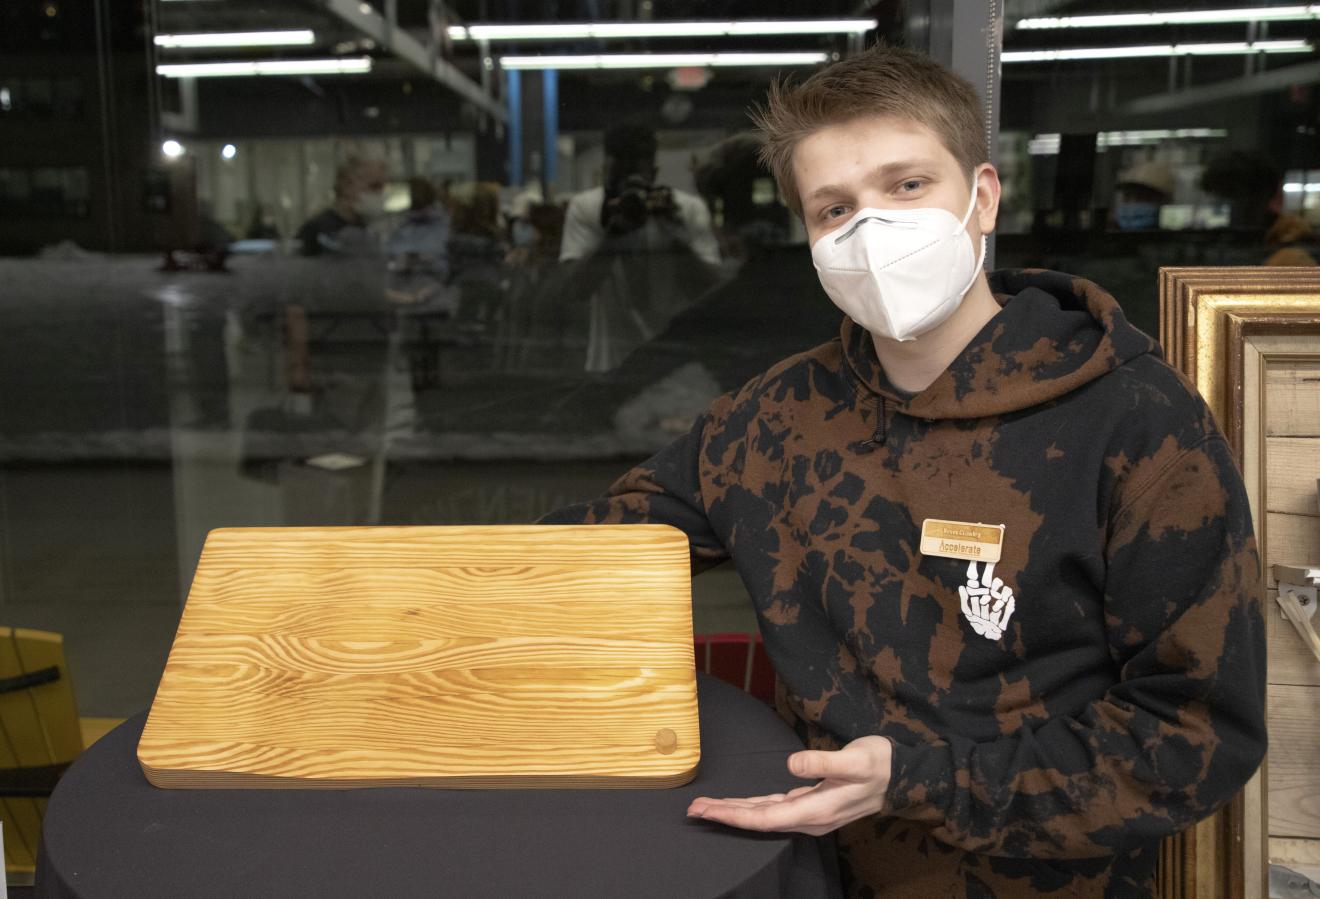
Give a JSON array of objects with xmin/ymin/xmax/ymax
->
[{"xmin": 884, "ymin": 739, "xmax": 956, "ymax": 827}]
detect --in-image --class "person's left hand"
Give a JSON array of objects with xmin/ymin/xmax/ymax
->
[{"xmin": 686, "ymin": 735, "xmax": 894, "ymax": 836}]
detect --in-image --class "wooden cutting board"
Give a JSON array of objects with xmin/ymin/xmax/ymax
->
[{"xmin": 138, "ymin": 525, "xmax": 699, "ymax": 789}]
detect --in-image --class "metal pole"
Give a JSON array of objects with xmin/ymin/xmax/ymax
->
[
  {"xmin": 92, "ymin": 0, "xmax": 120, "ymax": 250},
  {"xmin": 542, "ymin": 69, "xmax": 558, "ymax": 200},
  {"xmin": 944, "ymin": 0, "xmax": 1003, "ymax": 266},
  {"xmin": 507, "ymin": 69, "xmax": 523, "ymax": 187}
]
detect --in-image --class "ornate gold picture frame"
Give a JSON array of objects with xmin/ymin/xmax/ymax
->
[{"xmin": 1158, "ymin": 267, "xmax": 1320, "ymax": 899}]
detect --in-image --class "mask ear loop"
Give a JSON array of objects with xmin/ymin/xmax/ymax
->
[
  {"xmin": 954, "ymin": 170, "xmax": 980, "ymax": 235},
  {"xmin": 953, "ymin": 170, "xmax": 987, "ymax": 300}
]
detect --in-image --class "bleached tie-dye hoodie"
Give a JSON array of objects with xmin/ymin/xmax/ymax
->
[{"xmin": 542, "ymin": 268, "xmax": 1266, "ymax": 897}]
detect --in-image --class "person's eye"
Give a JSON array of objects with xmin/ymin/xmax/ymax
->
[
  {"xmin": 822, "ymin": 204, "xmax": 851, "ymax": 221},
  {"xmin": 898, "ymin": 179, "xmax": 925, "ymax": 193}
]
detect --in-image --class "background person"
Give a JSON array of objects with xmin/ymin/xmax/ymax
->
[
  {"xmin": 295, "ymin": 156, "xmax": 388, "ymax": 257},
  {"xmin": 558, "ymin": 122, "xmax": 723, "ymax": 371}
]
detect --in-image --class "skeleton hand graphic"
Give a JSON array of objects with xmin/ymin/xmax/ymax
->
[{"xmin": 958, "ymin": 560, "xmax": 1015, "ymax": 641}]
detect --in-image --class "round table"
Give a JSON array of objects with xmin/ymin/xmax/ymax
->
[{"xmin": 36, "ymin": 675, "xmax": 841, "ymax": 899}]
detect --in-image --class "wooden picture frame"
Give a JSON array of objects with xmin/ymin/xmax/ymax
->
[{"xmin": 1158, "ymin": 267, "xmax": 1320, "ymax": 899}]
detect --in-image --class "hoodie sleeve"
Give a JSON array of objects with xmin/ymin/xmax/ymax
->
[
  {"xmin": 881, "ymin": 433, "xmax": 1266, "ymax": 859},
  {"xmin": 538, "ymin": 406, "xmax": 730, "ymax": 574}
]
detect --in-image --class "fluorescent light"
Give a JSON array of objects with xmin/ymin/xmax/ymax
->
[
  {"xmin": 156, "ymin": 57, "xmax": 372, "ymax": 78},
  {"xmin": 499, "ymin": 52, "xmax": 828, "ymax": 70},
  {"xmin": 1003, "ymin": 40, "xmax": 1311, "ymax": 63},
  {"xmin": 1098, "ymin": 128, "xmax": 1228, "ymax": 143},
  {"xmin": 154, "ymin": 30, "xmax": 315, "ymax": 49},
  {"xmin": 1017, "ymin": 5, "xmax": 1320, "ymax": 29},
  {"xmin": 451, "ymin": 20, "xmax": 875, "ymax": 41},
  {"xmin": 1026, "ymin": 128, "xmax": 1229, "ymax": 155},
  {"xmin": 162, "ymin": 140, "xmax": 184, "ymax": 158},
  {"xmin": 1284, "ymin": 182, "xmax": 1320, "ymax": 193}
]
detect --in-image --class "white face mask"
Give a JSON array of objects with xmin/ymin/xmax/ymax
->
[
  {"xmin": 353, "ymin": 190, "xmax": 386, "ymax": 221},
  {"xmin": 811, "ymin": 173, "xmax": 987, "ymax": 343}
]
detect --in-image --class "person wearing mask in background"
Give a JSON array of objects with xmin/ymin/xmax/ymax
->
[
  {"xmin": 542, "ymin": 43, "xmax": 1265, "ymax": 897},
  {"xmin": 295, "ymin": 156, "xmax": 388, "ymax": 257},
  {"xmin": 1110, "ymin": 159, "xmax": 1174, "ymax": 231}
]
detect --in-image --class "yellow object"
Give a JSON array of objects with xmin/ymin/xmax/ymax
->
[
  {"xmin": 0, "ymin": 628, "xmax": 84, "ymax": 882},
  {"xmin": 78, "ymin": 717, "xmax": 123, "ymax": 750},
  {"xmin": 139, "ymin": 525, "xmax": 700, "ymax": 789},
  {"xmin": 919, "ymin": 519, "xmax": 1005, "ymax": 563}
]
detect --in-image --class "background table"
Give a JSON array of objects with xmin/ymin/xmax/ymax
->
[{"xmin": 36, "ymin": 674, "xmax": 842, "ymax": 899}]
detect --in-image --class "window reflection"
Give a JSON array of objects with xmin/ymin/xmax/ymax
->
[
  {"xmin": 0, "ymin": 0, "xmax": 870, "ymax": 717},
  {"xmin": 997, "ymin": 1, "xmax": 1319, "ymax": 336},
  {"xmin": 0, "ymin": 1, "xmax": 1315, "ymax": 720}
]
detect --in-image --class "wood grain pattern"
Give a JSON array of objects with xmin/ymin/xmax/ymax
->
[
  {"xmin": 1155, "ymin": 269, "xmax": 1320, "ymax": 898},
  {"xmin": 1266, "ymin": 438, "xmax": 1320, "ymax": 516},
  {"xmin": 1267, "ymin": 363, "xmax": 1320, "ymax": 438},
  {"xmin": 1271, "ymin": 836, "xmax": 1320, "ymax": 867},
  {"xmin": 138, "ymin": 525, "xmax": 701, "ymax": 790},
  {"xmin": 1269, "ymin": 684, "xmax": 1320, "ymax": 839}
]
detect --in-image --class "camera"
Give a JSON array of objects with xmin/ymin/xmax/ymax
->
[{"xmin": 601, "ymin": 174, "xmax": 678, "ymax": 235}]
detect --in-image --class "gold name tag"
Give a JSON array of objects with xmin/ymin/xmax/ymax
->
[{"xmin": 920, "ymin": 519, "xmax": 1005, "ymax": 564}]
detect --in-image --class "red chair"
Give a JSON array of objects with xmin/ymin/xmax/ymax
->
[{"xmin": 694, "ymin": 632, "xmax": 776, "ymax": 704}]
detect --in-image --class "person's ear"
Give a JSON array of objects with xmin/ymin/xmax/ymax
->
[{"xmin": 973, "ymin": 163, "xmax": 1002, "ymax": 237}]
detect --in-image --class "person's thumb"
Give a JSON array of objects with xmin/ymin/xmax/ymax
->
[{"xmin": 789, "ymin": 749, "xmax": 856, "ymax": 781}]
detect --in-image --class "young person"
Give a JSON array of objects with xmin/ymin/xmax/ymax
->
[{"xmin": 542, "ymin": 45, "xmax": 1266, "ymax": 897}]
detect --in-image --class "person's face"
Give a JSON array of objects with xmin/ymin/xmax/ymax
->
[
  {"xmin": 793, "ymin": 115, "xmax": 1000, "ymax": 248},
  {"xmin": 346, "ymin": 164, "xmax": 387, "ymax": 202},
  {"xmin": 606, "ymin": 155, "xmax": 656, "ymax": 186}
]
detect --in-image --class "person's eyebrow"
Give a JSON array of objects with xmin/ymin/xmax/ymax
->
[{"xmin": 804, "ymin": 159, "xmax": 941, "ymax": 204}]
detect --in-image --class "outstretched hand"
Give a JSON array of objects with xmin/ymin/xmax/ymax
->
[{"xmin": 686, "ymin": 735, "xmax": 893, "ymax": 836}]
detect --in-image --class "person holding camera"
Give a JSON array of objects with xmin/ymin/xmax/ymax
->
[
  {"xmin": 558, "ymin": 123, "xmax": 722, "ymax": 371},
  {"xmin": 560, "ymin": 122, "xmax": 721, "ymax": 266}
]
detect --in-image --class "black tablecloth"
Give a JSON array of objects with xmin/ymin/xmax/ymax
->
[{"xmin": 36, "ymin": 674, "xmax": 842, "ymax": 899}]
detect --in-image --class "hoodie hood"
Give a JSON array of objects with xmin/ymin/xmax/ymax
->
[{"xmin": 840, "ymin": 268, "xmax": 1160, "ymax": 420}]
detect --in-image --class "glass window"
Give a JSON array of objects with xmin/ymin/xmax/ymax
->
[
  {"xmin": 0, "ymin": 0, "xmax": 897, "ymax": 719},
  {"xmin": 999, "ymin": 1, "xmax": 1320, "ymax": 336}
]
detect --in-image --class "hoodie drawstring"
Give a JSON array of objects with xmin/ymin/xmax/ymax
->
[{"xmin": 859, "ymin": 395, "xmax": 888, "ymax": 453}]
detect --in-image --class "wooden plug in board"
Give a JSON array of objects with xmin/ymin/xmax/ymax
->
[{"xmin": 138, "ymin": 525, "xmax": 699, "ymax": 789}]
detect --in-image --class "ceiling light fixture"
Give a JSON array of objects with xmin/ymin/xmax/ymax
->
[
  {"xmin": 1003, "ymin": 39, "xmax": 1311, "ymax": 62},
  {"xmin": 154, "ymin": 30, "xmax": 316, "ymax": 49},
  {"xmin": 1026, "ymin": 128, "xmax": 1229, "ymax": 155},
  {"xmin": 499, "ymin": 52, "xmax": 828, "ymax": 70},
  {"xmin": 1017, "ymin": 5, "xmax": 1320, "ymax": 29},
  {"xmin": 156, "ymin": 57, "xmax": 373, "ymax": 78},
  {"xmin": 452, "ymin": 20, "xmax": 875, "ymax": 41}
]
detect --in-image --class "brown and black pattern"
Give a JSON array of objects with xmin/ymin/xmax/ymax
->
[{"xmin": 541, "ymin": 269, "xmax": 1266, "ymax": 898}]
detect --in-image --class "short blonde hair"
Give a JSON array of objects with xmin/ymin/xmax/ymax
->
[{"xmin": 751, "ymin": 44, "xmax": 987, "ymax": 218}]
